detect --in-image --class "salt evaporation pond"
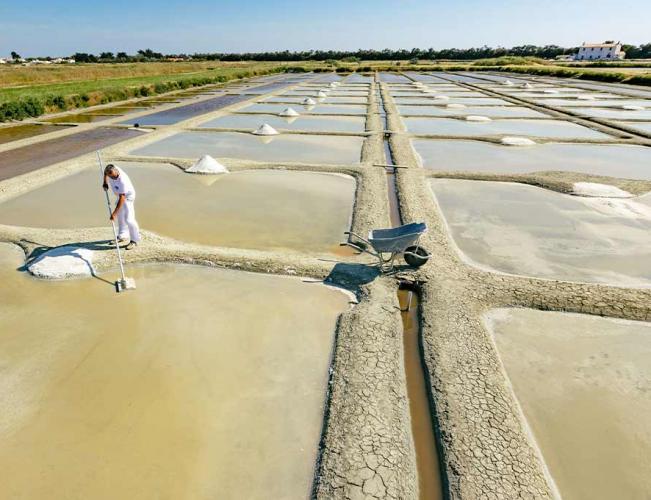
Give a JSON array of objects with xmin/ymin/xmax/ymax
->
[
  {"xmin": 614, "ymin": 121, "xmax": 651, "ymax": 134},
  {"xmin": 404, "ymin": 117, "xmax": 609, "ymax": 138},
  {"xmin": 485, "ymin": 308, "xmax": 651, "ymax": 500},
  {"xmin": 0, "ymin": 242, "xmax": 349, "ymax": 500},
  {"xmin": 397, "ymin": 105, "xmax": 546, "ymax": 118},
  {"xmin": 394, "ymin": 97, "xmax": 512, "ymax": 106},
  {"xmin": 131, "ymin": 131, "xmax": 363, "ymax": 164},
  {"xmin": 413, "ymin": 140, "xmax": 651, "ymax": 179},
  {"xmin": 238, "ymin": 103, "xmax": 367, "ymax": 115},
  {"xmin": 0, "ymin": 123, "xmax": 70, "ymax": 145},
  {"xmin": 430, "ymin": 179, "xmax": 651, "ymax": 285},
  {"xmin": 0, "ymin": 164, "xmax": 355, "ymax": 254},
  {"xmin": 199, "ymin": 113, "xmax": 366, "ymax": 133},
  {"xmin": 575, "ymin": 107, "xmax": 651, "ymax": 120}
]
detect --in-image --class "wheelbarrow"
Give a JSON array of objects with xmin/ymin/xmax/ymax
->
[{"xmin": 344, "ymin": 222, "xmax": 430, "ymax": 272}]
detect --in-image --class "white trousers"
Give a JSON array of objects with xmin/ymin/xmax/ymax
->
[{"xmin": 116, "ymin": 198, "xmax": 141, "ymax": 242}]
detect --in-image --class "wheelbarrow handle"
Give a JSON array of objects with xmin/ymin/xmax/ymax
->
[{"xmin": 344, "ymin": 231, "xmax": 371, "ymax": 246}]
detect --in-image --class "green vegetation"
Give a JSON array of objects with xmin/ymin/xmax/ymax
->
[
  {"xmin": 473, "ymin": 56, "xmax": 548, "ymax": 66},
  {"xmin": 0, "ymin": 63, "xmax": 284, "ymax": 122}
]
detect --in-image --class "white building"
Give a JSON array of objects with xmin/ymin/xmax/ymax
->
[
  {"xmin": 574, "ymin": 42, "xmax": 625, "ymax": 61},
  {"xmin": 0, "ymin": 58, "xmax": 7, "ymax": 64}
]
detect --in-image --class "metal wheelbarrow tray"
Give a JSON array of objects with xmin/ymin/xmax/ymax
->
[{"xmin": 344, "ymin": 222, "xmax": 430, "ymax": 272}]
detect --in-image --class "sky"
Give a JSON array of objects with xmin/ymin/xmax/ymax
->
[{"xmin": 1, "ymin": 0, "xmax": 649, "ymax": 57}]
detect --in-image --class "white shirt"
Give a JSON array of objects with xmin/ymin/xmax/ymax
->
[{"xmin": 108, "ymin": 167, "xmax": 136, "ymax": 201}]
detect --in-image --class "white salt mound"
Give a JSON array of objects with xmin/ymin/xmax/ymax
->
[
  {"xmin": 446, "ymin": 103, "xmax": 466, "ymax": 109},
  {"xmin": 522, "ymin": 83, "xmax": 533, "ymax": 89},
  {"xmin": 28, "ymin": 246, "xmax": 95, "ymax": 280},
  {"xmin": 572, "ymin": 182, "xmax": 632, "ymax": 198},
  {"xmin": 279, "ymin": 107, "xmax": 300, "ymax": 117},
  {"xmin": 503, "ymin": 80, "xmax": 514, "ymax": 86},
  {"xmin": 303, "ymin": 97, "xmax": 316, "ymax": 105},
  {"xmin": 186, "ymin": 154, "xmax": 229, "ymax": 174},
  {"xmin": 621, "ymin": 105, "xmax": 644, "ymax": 111},
  {"xmin": 501, "ymin": 136, "xmax": 536, "ymax": 146},
  {"xmin": 317, "ymin": 90, "xmax": 328, "ymax": 98},
  {"xmin": 465, "ymin": 115, "xmax": 492, "ymax": 122},
  {"xmin": 576, "ymin": 95, "xmax": 596, "ymax": 100},
  {"xmin": 542, "ymin": 89, "xmax": 559, "ymax": 94},
  {"xmin": 252, "ymin": 123, "xmax": 280, "ymax": 136},
  {"xmin": 433, "ymin": 95, "xmax": 450, "ymax": 100}
]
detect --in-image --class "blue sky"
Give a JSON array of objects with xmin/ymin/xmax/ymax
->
[{"xmin": 1, "ymin": 0, "xmax": 648, "ymax": 57}]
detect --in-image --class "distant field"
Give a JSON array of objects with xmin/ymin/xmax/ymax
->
[{"xmin": 0, "ymin": 62, "xmax": 288, "ymax": 121}]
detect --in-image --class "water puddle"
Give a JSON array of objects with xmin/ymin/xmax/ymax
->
[
  {"xmin": 485, "ymin": 308, "xmax": 651, "ymax": 500},
  {"xmin": 131, "ymin": 131, "xmax": 363, "ymax": 164},
  {"xmin": 0, "ymin": 242, "xmax": 350, "ymax": 500},
  {"xmin": 199, "ymin": 113, "xmax": 365, "ymax": 133},
  {"xmin": 0, "ymin": 127, "xmax": 142, "ymax": 181},
  {"xmin": 0, "ymin": 123, "xmax": 70, "ymax": 145},
  {"xmin": 413, "ymin": 139, "xmax": 651, "ymax": 179},
  {"xmin": 405, "ymin": 117, "xmax": 608, "ymax": 139},
  {"xmin": 430, "ymin": 179, "xmax": 651, "ymax": 285},
  {"xmin": 0, "ymin": 164, "xmax": 356, "ymax": 254}
]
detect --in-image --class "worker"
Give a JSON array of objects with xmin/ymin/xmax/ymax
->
[{"xmin": 102, "ymin": 164, "xmax": 141, "ymax": 250}]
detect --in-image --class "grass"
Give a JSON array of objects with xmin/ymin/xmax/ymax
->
[{"xmin": 0, "ymin": 62, "xmax": 287, "ymax": 122}]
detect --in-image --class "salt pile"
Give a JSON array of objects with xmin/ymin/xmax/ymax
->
[
  {"xmin": 621, "ymin": 104, "xmax": 644, "ymax": 111},
  {"xmin": 433, "ymin": 95, "xmax": 450, "ymax": 100},
  {"xmin": 186, "ymin": 154, "xmax": 229, "ymax": 174},
  {"xmin": 446, "ymin": 103, "xmax": 466, "ymax": 109},
  {"xmin": 521, "ymin": 83, "xmax": 533, "ymax": 89},
  {"xmin": 501, "ymin": 136, "xmax": 536, "ymax": 146},
  {"xmin": 279, "ymin": 107, "xmax": 300, "ymax": 117},
  {"xmin": 503, "ymin": 80, "xmax": 514, "ymax": 86},
  {"xmin": 542, "ymin": 89, "xmax": 559, "ymax": 94},
  {"xmin": 252, "ymin": 124, "xmax": 280, "ymax": 136},
  {"xmin": 303, "ymin": 97, "xmax": 317, "ymax": 106},
  {"xmin": 317, "ymin": 90, "xmax": 328, "ymax": 98},
  {"xmin": 576, "ymin": 95, "xmax": 596, "ymax": 100},
  {"xmin": 572, "ymin": 182, "xmax": 632, "ymax": 198},
  {"xmin": 28, "ymin": 246, "xmax": 95, "ymax": 280},
  {"xmin": 465, "ymin": 115, "xmax": 492, "ymax": 122}
]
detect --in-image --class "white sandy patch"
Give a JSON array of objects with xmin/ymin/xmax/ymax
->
[
  {"xmin": 28, "ymin": 246, "xmax": 95, "ymax": 280},
  {"xmin": 572, "ymin": 182, "xmax": 632, "ymax": 198}
]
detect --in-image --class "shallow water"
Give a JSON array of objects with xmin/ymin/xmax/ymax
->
[
  {"xmin": 379, "ymin": 72, "xmax": 411, "ymax": 83},
  {"xmin": 0, "ymin": 243, "xmax": 349, "ymax": 500},
  {"xmin": 413, "ymin": 139, "xmax": 651, "ymax": 179},
  {"xmin": 574, "ymin": 107, "xmax": 651, "ymax": 120},
  {"xmin": 486, "ymin": 308, "xmax": 651, "ymax": 500},
  {"xmin": 430, "ymin": 179, "xmax": 651, "ymax": 285},
  {"xmin": 0, "ymin": 164, "xmax": 355, "ymax": 254},
  {"xmin": 615, "ymin": 121, "xmax": 651, "ymax": 134},
  {"xmin": 0, "ymin": 123, "xmax": 70, "ymax": 145},
  {"xmin": 534, "ymin": 98, "xmax": 651, "ymax": 108},
  {"xmin": 405, "ymin": 117, "xmax": 608, "ymax": 138},
  {"xmin": 398, "ymin": 105, "xmax": 546, "ymax": 118},
  {"xmin": 0, "ymin": 127, "xmax": 142, "ymax": 181},
  {"xmin": 132, "ymin": 131, "xmax": 363, "ymax": 164},
  {"xmin": 199, "ymin": 113, "xmax": 365, "ymax": 133},
  {"xmin": 238, "ymin": 103, "xmax": 366, "ymax": 115},
  {"xmin": 45, "ymin": 113, "xmax": 115, "ymax": 124},
  {"xmin": 394, "ymin": 96, "xmax": 512, "ymax": 106}
]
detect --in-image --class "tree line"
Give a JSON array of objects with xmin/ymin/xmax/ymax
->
[{"xmin": 10, "ymin": 44, "xmax": 651, "ymax": 63}]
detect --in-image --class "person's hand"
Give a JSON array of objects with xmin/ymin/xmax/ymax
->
[
  {"xmin": 110, "ymin": 212, "xmax": 117, "ymax": 221},
  {"xmin": 103, "ymin": 183, "xmax": 108, "ymax": 191}
]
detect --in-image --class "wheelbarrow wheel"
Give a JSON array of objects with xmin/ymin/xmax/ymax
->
[{"xmin": 404, "ymin": 246, "xmax": 430, "ymax": 268}]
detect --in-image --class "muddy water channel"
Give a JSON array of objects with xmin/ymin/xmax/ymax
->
[
  {"xmin": 430, "ymin": 179, "xmax": 651, "ymax": 285},
  {"xmin": 485, "ymin": 308, "xmax": 651, "ymax": 500},
  {"xmin": 0, "ymin": 163, "xmax": 355, "ymax": 254},
  {"xmin": 0, "ymin": 243, "xmax": 350, "ymax": 499}
]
